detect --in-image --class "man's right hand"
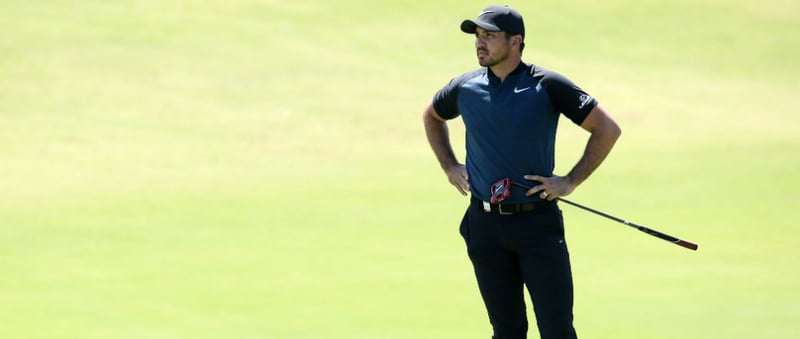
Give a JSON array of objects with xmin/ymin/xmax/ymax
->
[{"xmin": 445, "ymin": 164, "xmax": 470, "ymax": 196}]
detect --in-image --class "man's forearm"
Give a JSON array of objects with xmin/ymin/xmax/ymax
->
[
  {"xmin": 424, "ymin": 111, "xmax": 459, "ymax": 170},
  {"xmin": 566, "ymin": 125, "xmax": 620, "ymax": 187},
  {"xmin": 424, "ymin": 105, "xmax": 470, "ymax": 196}
]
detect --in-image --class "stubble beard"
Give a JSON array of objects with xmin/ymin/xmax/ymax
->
[{"xmin": 478, "ymin": 47, "xmax": 510, "ymax": 68}]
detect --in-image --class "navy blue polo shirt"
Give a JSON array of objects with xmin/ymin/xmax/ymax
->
[{"xmin": 432, "ymin": 62, "xmax": 597, "ymax": 203}]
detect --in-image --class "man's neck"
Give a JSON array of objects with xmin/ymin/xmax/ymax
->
[{"xmin": 490, "ymin": 56, "xmax": 522, "ymax": 82}]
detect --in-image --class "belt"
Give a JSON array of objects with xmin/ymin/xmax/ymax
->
[{"xmin": 472, "ymin": 196, "xmax": 553, "ymax": 215}]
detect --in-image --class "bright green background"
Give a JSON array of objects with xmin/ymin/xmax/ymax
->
[{"xmin": 1, "ymin": 0, "xmax": 798, "ymax": 338}]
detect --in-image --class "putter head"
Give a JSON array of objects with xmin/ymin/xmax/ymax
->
[{"xmin": 490, "ymin": 178, "xmax": 512, "ymax": 204}]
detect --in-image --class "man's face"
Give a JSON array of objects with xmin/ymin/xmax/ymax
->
[{"xmin": 474, "ymin": 27, "xmax": 511, "ymax": 67}]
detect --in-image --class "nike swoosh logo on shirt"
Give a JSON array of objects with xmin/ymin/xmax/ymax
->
[{"xmin": 514, "ymin": 86, "xmax": 531, "ymax": 94}]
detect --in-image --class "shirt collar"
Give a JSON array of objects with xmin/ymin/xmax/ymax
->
[{"xmin": 487, "ymin": 62, "xmax": 528, "ymax": 82}]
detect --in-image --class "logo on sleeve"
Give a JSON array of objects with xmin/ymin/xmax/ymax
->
[{"xmin": 578, "ymin": 94, "xmax": 593, "ymax": 109}]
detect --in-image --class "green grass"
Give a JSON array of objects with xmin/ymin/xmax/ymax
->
[{"xmin": 1, "ymin": 0, "xmax": 798, "ymax": 338}]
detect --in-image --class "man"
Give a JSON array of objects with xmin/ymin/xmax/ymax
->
[{"xmin": 422, "ymin": 5, "xmax": 621, "ymax": 339}]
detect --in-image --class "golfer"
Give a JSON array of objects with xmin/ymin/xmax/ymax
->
[{"xmin": 423, "ymin": 5, "xmax": 621, "ymax": 339}]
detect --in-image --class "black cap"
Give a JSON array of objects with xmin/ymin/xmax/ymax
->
[
  {"xmin": 460, "ymin": 5, "xmax": 525, "ymax": 38},
  {"xmin": 461, "ymin": 5, "xmax": 525, "ymax": 38}
]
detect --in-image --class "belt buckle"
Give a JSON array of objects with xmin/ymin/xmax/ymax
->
[{"xmin": 498, "ymin": 204, "xmax": 514, "ymax": 215}]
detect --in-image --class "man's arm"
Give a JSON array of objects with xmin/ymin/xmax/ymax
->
[
  {"xmin": 525, "ymin": 104, "xmax": 621, "ymax": 200},
  {"xmin": 423, "ymin": 102, "xmax": 470, "ymax": 196}
]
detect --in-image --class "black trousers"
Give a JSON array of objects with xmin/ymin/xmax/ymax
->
[{"xmin": 461, "ymin": 197, "xmax": 578, "ymax": 339}]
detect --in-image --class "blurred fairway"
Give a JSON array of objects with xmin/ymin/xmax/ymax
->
[{"xmin": 1, "ymin": 0, "xmax": 798, "ymax": 338}]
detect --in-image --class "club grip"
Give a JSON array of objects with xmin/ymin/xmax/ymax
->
[
  {"xmin": 637, "ymin": 225, "xmax": 698, "ymax": 251},
  {"xmin": 675, "ymin": 239, "xmax": 699, "ymax": 251}
]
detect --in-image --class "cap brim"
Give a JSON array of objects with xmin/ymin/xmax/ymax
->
[{"xmin": 460, "ymin": 19, "xmax": 500, "ymax": 34}]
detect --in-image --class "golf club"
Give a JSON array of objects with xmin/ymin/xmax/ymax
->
[{"xmin": 495, "ymin": 179, "xmax": 698, "ymax": 251}]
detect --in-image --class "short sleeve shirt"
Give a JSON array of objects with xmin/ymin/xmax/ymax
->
[{"xmin": 432, "ymin": 62, "xmax": 597, "ymax": 203}]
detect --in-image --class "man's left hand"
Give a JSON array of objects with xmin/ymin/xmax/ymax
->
[{"xmin": 523, "ymin": 175, "xmax": 576, "ymax": 201}]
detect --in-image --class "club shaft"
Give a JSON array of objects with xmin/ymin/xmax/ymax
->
[
  {"xmin": 510, "ymin": 181, "xmax": 698, "ymax": 250},
  {"xmin": 557, "ymin": 198, "xmax": 698, "ymax": 250}
]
